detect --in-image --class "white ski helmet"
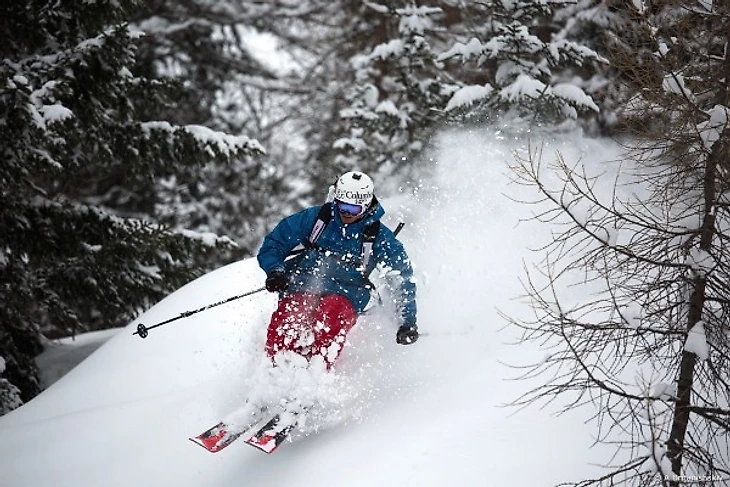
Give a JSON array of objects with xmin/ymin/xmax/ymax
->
[{"xmin": 334, "ymin": 171, "xmax": 374, "ymax": 216}]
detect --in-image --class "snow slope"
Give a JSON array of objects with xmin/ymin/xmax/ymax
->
[
  {"xmin": 36, "ymin": 329, "xmax": 121, "ymax": 389},
  {"xmin": 0, "ymin": 128, "xmax": 624, "ymax": 487}
]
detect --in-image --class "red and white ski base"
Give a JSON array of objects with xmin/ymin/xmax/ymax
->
[
  {"xmin": 189, "ymin": 422, "xmax": 246, "ymax": 453},
  {"xmin": 243, "ymin": 414, "xmax": 298, "ymax": 454},
  {"xmin": 190, "ymin": 412, "xmax": 299, "ymax": 454}
]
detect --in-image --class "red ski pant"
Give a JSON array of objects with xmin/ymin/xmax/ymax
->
[{"xmin": 265, "ymin": 292, "xmax": 358, "ymax": 368}]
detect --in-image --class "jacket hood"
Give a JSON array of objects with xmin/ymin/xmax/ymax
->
[{"xmin": 365, "ymin": 196, "xmax": 385, "ymax": 221}]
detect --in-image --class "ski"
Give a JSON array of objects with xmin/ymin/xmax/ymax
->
[
  {"xmin": 189, "ymin": 421, "xmax": 247, "ymax": 453},
  {"xmin": 244, "ymin": 413, "xmax": 299, "ymax": 454},
  {"xmin": 189, "ymin": 403, "xmax": 303, "ymax": 454}
]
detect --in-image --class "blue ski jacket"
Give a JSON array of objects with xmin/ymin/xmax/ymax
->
[{"xmin": 257, "ymin": 201, "xmax": 417, "ymax": 326}]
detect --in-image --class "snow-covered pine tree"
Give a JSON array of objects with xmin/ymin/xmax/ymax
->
[
  {"xmin": 0, "ymin": 355, "xmax": 23, "ymax": 416},
  {"xmin": 334, "ymin": 3, "xmax": 456, "ymax": 181},
  {"xmin": 129, "ymin": 1, "xmax": 292, "ymax": 262},
  {"xmin": 0, "ymin": 0, "xmax": 262, "ymax": 412},
  {"xmin": 438, "ymin": 0, "xmax": 607, "ymax": 124},
  {"xmin": 130, "ymin": 0, "xmax": 278, "ymax": 128},
  {"xmin": 281, "ymin": 0, "xmax": 386, "ymax": 191},
  {"xmin": 551, "ymin": 0, "xmax": 631, "ymax": 133}
]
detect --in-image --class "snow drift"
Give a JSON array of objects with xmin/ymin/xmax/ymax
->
[{"xmin": 0, "ymin": 128, "xmax": 622, "ymax": 487}]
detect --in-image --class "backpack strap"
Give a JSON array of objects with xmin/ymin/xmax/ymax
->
[
  {"xmin": 305, "ymin": 203, "xmax": 333, "ymax": 248},
  {"xmin": 286, "ymin": 203, "xmax": 332, "ymax": 260},
  {"xmin": 361, "ymin": 220, "xmax": 380, "ymax": 271}
]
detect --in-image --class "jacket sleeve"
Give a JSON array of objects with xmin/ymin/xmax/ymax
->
[
  {"xmin": 257, "ymin": 207, "xmax": 318, "ymax": 274},
  {"xmin": 374, "ymin": 228, "xmax": 417, "ymax": 326}
]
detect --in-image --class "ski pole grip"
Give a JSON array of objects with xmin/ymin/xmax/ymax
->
[{"xmin": 136, "ymin": 323, "xmax": 149, "ymax": 339}]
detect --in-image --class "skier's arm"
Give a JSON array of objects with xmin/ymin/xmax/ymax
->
[
  {"xmin": 375, "ymin": 230, "xmax": 417, "ymax": 327},
  {"xmin": 257, "ymin": 208, "xmax": 318, "ymax": 274}
]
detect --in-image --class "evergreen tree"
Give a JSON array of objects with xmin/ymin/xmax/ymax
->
[
  {"xmin": 129, "ymin": 1, "xmax": 310, "ymax": 259},
  {"xmin": 438, "ymin": 0, "xmax": 607, "ymax": 124},
  {"xmin": 334, "ymin": 4, "xmax": 456, "ymax": 182},
  {"xmin": 130, "ymin": 0, "xmax": 277, "ymax": 127},
  {"xmin": 0, "ymin": 355, "xmax": 23, "ymax": 416},
  {"xmin": 552, "ymin": 0, "xmax": 632, "ymax": 133},
  {"xmin": 0, "ymin": 0, "xmax": 262, "ymax": 413}
]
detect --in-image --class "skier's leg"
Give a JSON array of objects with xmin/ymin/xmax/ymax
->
[
  {"xmin": 310, "ymin": 293, "xmax": 358, "ymax": 368},
  {"xmin": 265, "ymin": 292, "xmax": 319, "ymax": 359}
]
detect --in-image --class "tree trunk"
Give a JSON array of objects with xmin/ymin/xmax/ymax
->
[
  {"xmin": 667, "ymin": 161, "xmax": 715, "ymax": 482},
  {"xmin": 667, "ymin": 9, "xmax": 730, "ymax": 481}
]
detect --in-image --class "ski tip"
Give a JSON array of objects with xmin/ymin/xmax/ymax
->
[
  {"xmin": 189, "ymin": 434, "xmax": 230, "ymax": 453},
  {"xmin": 244, "ymin": 420, "xmax": 297, "ymax": 454},
  {"xmin": 189, "ymin": 422, "xmax": 241, "ymax": 453},
  {"xmin": 245, "ymin": 434, "xmax": 281, "ymax": 454},
  {"xmin": 189, "ymin": 436, "xmax": 218, "ymax": 453}
]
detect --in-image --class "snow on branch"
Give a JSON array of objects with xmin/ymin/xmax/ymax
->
[
  {"xmin": 183, "ymin": 124, "xmax": 265, "ymax": 155},
  {"xmin": 79, "ymin": 201, "xmax": 235, "ymax": 252},
  {"xmin": 39, "ymin": 104, "xmax": 74, "ymax": 124},
  {"xmin": 374, "ymin": 100, "xmax": 410, "ymax": 128},
  {"xmin": 141, "ymin": 121, "xmax": 265, "ymax": 157},
  {"xmin": 697, "ymin": 104, "xmax": 730, "ymax": 151},
  {"xmin": 369, "ymin": 39, "xmax": 405, "ymax": 60},
  {"xmin": 651, "ymin": 382, "xmax": 678, "ymax": 400},
  {"xmin": 504, "ymin": 76, "xmax": 599, "ymax": 115},
  {"xmin": 364, "ymin": 2, "xmax": 389, "ymax": 14},
  {"xmin": 339, "ymin": 107, "xmax": 379, "ymax": 121},
  {"xmin": 438, "ymin": 38, "xmax": 484, "ymax": 62},
  {"xmin": 333, "ymin": 136, "xmax": 368, "ymax": 152},
  {"xmin": 549, "ymin": 39, "xmax": 608, "ymax": 66},
  {"xmin": 684, "ymin": 321, "xmax": 709, "ymax": 360},
  {"xmin": 662, "ymin": 73, "xmax": 695, "ymax": 101},
  {"xmin": 552, "ymin": 83, "xmax": 600, "ymax": 112},
  {"xmin": 445, "ymin": 84, "xmax": 494, "ymax": 111},
  {"xmin": 686, "ymin": 247, "xmax": 714, "ymax": 277},
  {"xmin": 9, "ymin": 75, "xmax": 76, "ymax": 132},
  {"xmin": 500, "ymin": 75, "xmax": 547, "ymax": 103},
  {"xmin": 396, "ymin": 6, "xmax": 442, "ymax": 36},
  {"xmin": 177, "ymin": 228, "xmax": 236, "ymax": 249}
]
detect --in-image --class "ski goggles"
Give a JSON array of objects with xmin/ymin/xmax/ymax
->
[{"xmin": 334, "ymin": 199, "xmax": 365, "ymax": 217}]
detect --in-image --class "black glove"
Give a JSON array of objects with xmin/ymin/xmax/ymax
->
[
  {"xmin": 396, "ymin": 324, "xmax": 419, "ymax": 345},
  {"xmin": 265, "ymin": 270, "xmax": 288, "ymax": 293}
]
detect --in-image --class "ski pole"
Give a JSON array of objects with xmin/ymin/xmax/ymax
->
[
  {"xmin": 134, "ymin": 222, "xmax": 406, "ymax": 339},
  {"xmin": 133, "ymin": 286, "xmax": 266, "ymax": 339}
]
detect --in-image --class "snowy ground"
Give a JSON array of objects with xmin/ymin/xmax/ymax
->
[
  {"xmin": 37, "ymin": 329, "xmax": 121, "ymax": 389},
  {"xmin": 0, "ymin": 127, "xmax": 626, "ymax": 487}
]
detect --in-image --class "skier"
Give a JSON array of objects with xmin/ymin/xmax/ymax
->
[{"xmin": 257, "ymin": 171, "xmax": 418, "ymax": 369}]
